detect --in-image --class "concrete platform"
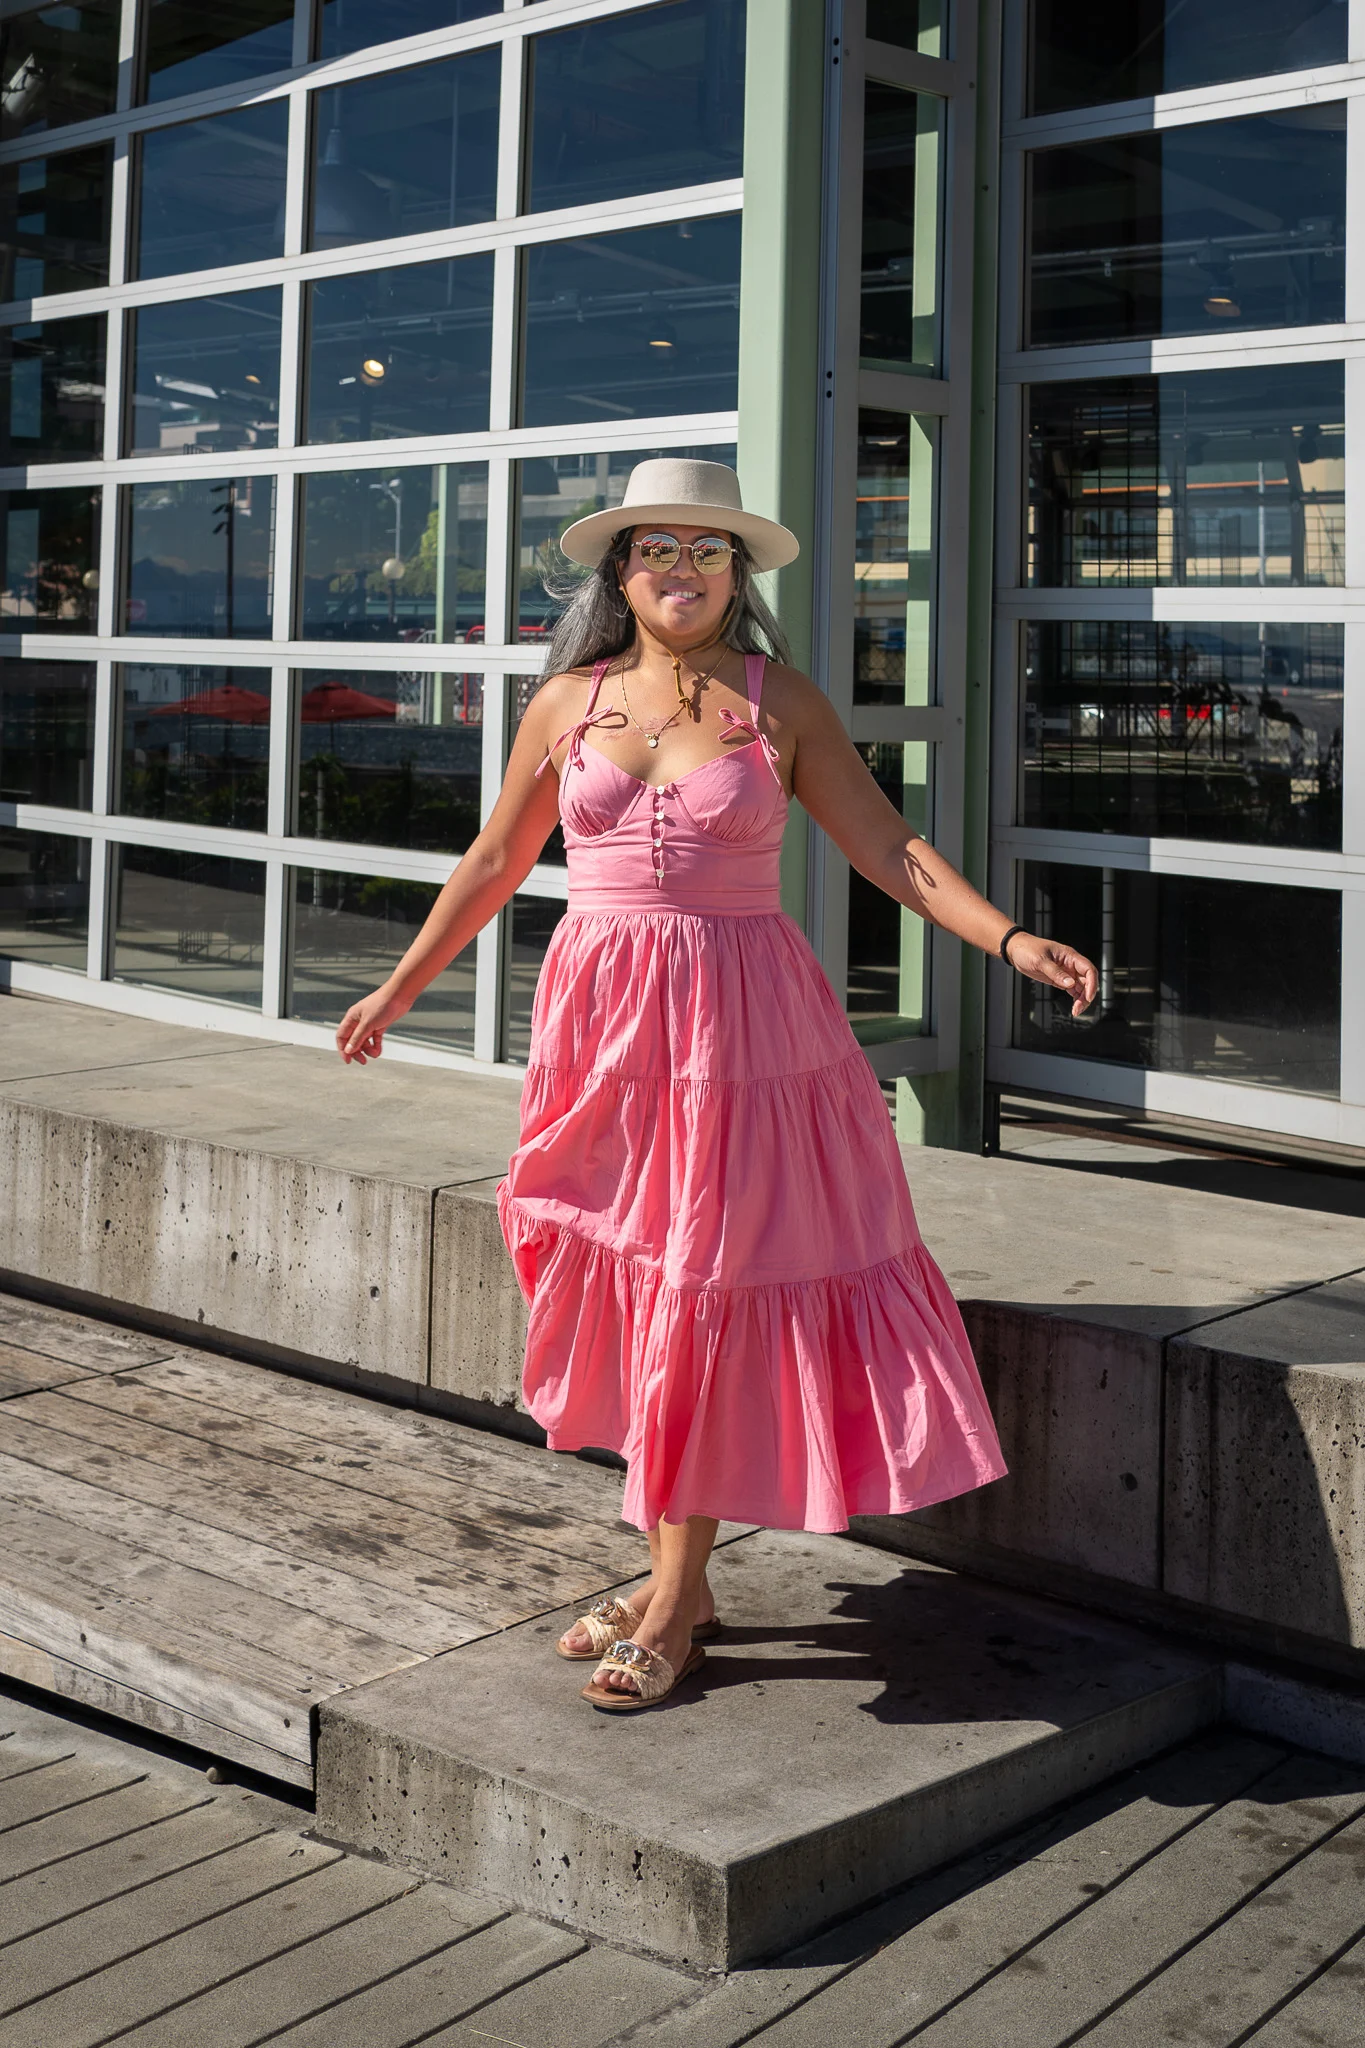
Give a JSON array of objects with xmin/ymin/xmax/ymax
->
[
  {"xmin": 315, "ymin": 1530, "xmax": 1220, "ymax": 1971},
  {"xmin": 5, "ymin": 989, "xmax": 1365, "ymax": 1679}
]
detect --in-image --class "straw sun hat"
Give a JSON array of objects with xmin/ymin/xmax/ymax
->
[{"xmin": 557, "ymin": 458, "xmax": 801, "ymax": 573}]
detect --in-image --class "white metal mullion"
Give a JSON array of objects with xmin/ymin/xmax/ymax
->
[
  {"xmin": 266, "ymin": 665, "xmax": 295, "ymax": 840},
  {"xmin": 84, "ymin": 836, "xmax": 112, "ymax": 982},
  {"xmin": 1345, "ymin": 357, "xmax": 1365, "ymax": 592},
  {"xmin": 862, "ymin": 41, "xmax": 959, "ymax": 96},
  {"xmin": 271, "ymin": 475, "xmax": 298, "ymax": 642},
  {"xmin": 1342, "ymin": 886, "xmax": 1365, "ymax": 1106},
  {"xmin": 101, "ymin": 305, "xmax": 126, "ymax": 465},
  {"xmin": 1354, "ymin": 0, "xmax": 1365, "ymax": 62},
  {"xmin": 1348, "ymin": 98, "xmax": 1365, "ymax": 327},
  {"xmin": 261, "ymin": 861, "xmax": 286, "ymax": 1019},
  {"xmin": 496, "ymin": 34, "xmax": 526, "ymax": 221},
  {"xmin": 115, "ymin": 0, "xmax": 137, "ymax": 113},
  {"xmin": 0, "ymin": 180, "xmax": 745, "ymax": 327},
  {"xmin": 474, "ymin": 671, "xmax": 509, "ymax": 1063},
  {"xmin": 107, "ymin": 135, "xmax": 132, "ymax": 290},
  {"xmin": 91, "ymin": 660, "xmax": 115, "ymax": 820},
  {"xmin": 276, "ymin": 281, "xmax": 303, "ymax": 451},
  {"xmin": 282, "ymin": 85, "xmax": 311, "ymax": 260},
  {"xmin": 1004, "ymin": 67, "xmax": 1363, "ymax": 151}
]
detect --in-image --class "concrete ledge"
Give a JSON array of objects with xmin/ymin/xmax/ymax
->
[
  {"xmin": 315, "ymin": 1532, "xmax": 1221, "ymax": 1971},
  {"xmin": 6, "ymin": 991, "xmax": 1365, "ymax": 1679}
]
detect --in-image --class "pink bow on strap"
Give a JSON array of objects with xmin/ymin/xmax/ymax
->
[
  {"xmin": 718, "ymin": 706, "xmax": 784, "ymax": 788},
  {"xmin": 535, "ymin": 703, "xmax": 618, "ymax": 779}
]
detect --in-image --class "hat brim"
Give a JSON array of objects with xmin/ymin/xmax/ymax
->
[{"xmin": 556, "ymin": 500, "xmax": 800, "ymax": 573}]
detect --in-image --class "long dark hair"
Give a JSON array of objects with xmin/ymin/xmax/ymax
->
[{"xmin": 540, "ymin": 528, "xmax": 792, "ymax": 679}]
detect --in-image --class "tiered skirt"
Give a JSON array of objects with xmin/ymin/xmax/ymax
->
[{"xmin": 496, "ymin": 906, "xmax": 1007, "ymax": 1533}]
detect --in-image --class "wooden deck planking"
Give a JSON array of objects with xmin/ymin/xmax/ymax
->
[
  {"xmin": 0, "ymin": 1496, "xmax": 426, "ymax": 1688},
  {"xmin": 0, "ymin": 1446, "xmax": 465, "ymax": 1659},
  {"xmin": 0, "ymin": 1297, "xmax": 646, "ymax": 1784},
  {"xmin": 133, "ymin": 1348, "xmax": 631, "ymax": 1529},
  {"xmin": 0, "ymin": 1399, "xmax": 624, "ymax": 1625},
  {"xmin": 59, "ymin": 1370, "xmax": 642, "ymax": 1574},
  {"xmin": 0, "ymin": 1342, "xmax": 96, "ymax": 1400}
]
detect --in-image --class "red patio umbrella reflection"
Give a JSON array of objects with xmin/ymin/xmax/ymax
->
[
  {"xmin": 300, "ymin": 681, "xmax": 397, "ymax": 723},
  {"xmin": 146, "ymin": 683, "xmax": 272, "ymax": 723}
]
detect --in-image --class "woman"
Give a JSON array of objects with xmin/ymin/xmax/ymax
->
[{"xmin": 337, "ymin": 459, "xmax": 1097, "ymax": 1713}]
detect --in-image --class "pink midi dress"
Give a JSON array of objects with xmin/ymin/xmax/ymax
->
[{"xmin": 495, "ymin": 653, "xmax": 1008, "ymax": 1533}]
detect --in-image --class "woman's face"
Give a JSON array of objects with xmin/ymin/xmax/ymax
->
[{"xmin": 619, "ymin": 523, "xmax": 736, "ymax": 647}]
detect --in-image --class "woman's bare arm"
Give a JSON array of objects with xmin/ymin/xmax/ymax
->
[
  {"xmin": 335, "ymin": 673, "xmax": 578, "ymax": 1062},
  {"xmin": 779, "ymin": 668, "xmax": 1098, "ymax": 1016}
]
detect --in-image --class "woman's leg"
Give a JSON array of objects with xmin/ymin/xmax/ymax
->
[
  {"xmin": 597, "ymin": 1512, "xmax": 719, "ymax": 1693},
  {"xmin": 557, "ymin": 1522, "xmax": 716, "ymax": 1655}
]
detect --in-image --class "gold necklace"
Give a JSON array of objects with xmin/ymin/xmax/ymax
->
[{"xmin": 618, "ymin": 643, "xmax": 730, "ymax": 749}]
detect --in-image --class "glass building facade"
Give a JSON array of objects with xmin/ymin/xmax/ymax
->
[{"xmin": 1, "ymin": 0, "xmax": 1360, "ymax": 1155}]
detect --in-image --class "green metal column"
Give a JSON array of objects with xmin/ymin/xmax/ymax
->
[{"xmin": 736, "ymin": 0, "xmax": 826, "ymax": 929}]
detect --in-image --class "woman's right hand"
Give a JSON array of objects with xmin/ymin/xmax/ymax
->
[{"xmin": 336, "ymin": 983, "xmax": 407, "ymax": 1066}]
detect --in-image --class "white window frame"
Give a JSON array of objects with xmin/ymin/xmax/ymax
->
[{"xmin": 987, "ymin": 1, "xmax": 1365, "ymax": 1147}]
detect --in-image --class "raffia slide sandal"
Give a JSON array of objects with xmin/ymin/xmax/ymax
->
[
  {"xmin": 581, "ymin": 1639, "xmax": 707, "ymax": 1712},
  {"xmin": 556, "ymin": 1599, "xmax": 723, "ymax": 1661}
]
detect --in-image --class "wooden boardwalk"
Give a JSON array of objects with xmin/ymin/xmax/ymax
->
[
  {"xmin": 0, "ymin": 1292, "xmax": 645, "ymax": 1787},
  {"xmin": 3, "ymin": 1683, "xmax": 1364, "ymax": 2045}
]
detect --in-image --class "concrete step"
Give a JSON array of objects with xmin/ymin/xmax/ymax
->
[
  {"xmin": 6, "ymin": 990, "xmax": 1365, "ymax": 1677},
  {"xmin": 314, "ymin": 1529, "xmax": 1221, "ymax": 1972}
]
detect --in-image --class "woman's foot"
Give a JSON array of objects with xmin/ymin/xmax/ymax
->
[
  {"xmin": 557, "ymin": 1573, "xmax": 715, "ymax": 1658},
  {"xmin": 594, "ymin": 1596, "xmax": 698, "ymax": 1696}
]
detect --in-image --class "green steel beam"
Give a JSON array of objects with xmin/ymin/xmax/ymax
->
[{"xmin": 737, "ymin": 0, "xmax": 826, "ymax": 928}]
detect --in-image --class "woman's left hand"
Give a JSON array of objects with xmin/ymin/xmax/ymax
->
[{"xmin": 1006, "ymin": 934, "xmax": 1098, "ymax": 1017}]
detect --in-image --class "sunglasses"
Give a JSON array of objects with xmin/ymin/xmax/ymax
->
[{"xmin": 630, "ymin": 532, "xmax": 734, "ymax": 576}]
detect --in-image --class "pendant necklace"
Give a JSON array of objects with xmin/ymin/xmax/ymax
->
[{"xmin": 618, "ymin": 643, "xmax": 729, "ymax": 749}]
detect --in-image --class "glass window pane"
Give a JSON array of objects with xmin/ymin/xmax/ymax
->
[
  {"xmin": 506, "ymin": 892, "xmax": 567, "ymax": 1064},
  {"xmin": 295, "ymin": 666, "xmax": 483, "ymax": 852},
  {"xmin": 1028, "ymin": 109, "xmax": 1345, "ymax": 349},
  {"xmin": 118, "ymin": 664, "xmax": 271, "ymax": 830},
  {"xmin": 135, "ymin": 102, "xmax": 289, "ymax": 281},
  {"xmin": 847, "ymin": 740, "xmax": 930, "ymax": 1035},
  {"xmin": 0, "ymin": 486, "xmax": 101, "ymax": 634},
  {"xmin": 867, "ymin": 1, "xmax": 944, "ymax": 55},
  {"xmin": 298, "ymin": 464, "xmax": 487, "ymax": 643},
  {"xmin": 855, "ymin": 411, "xmax": 935, "ymax": 708},
  {"xmin": 128, "ymin": 290, "xmax": 280, "ymax": 456},
  {"xmin": 517, "ymin": 441, "xmax": 736, "ymax": 642},
  {"xmin": 522, "ymin": 216, "xmax": 741, "ymax": 429},
  {"xmin": 0, "ymin": 2, "xmax": 120, "ymax": 140},
  {"xmin": 861, "ymin": 82, "xmax": 941, "ymax": 373},
  {"xmin": 113, "ymin": 845, "xmax": 266, "ymax": 1007},
  {"xmin": 1030, "ymin": 0, "xmax": 1349, "ymax": 115},
  {"xmin": 1022, "ymin": 622, "xmax": 1343, "ymax": 849},
  {"xmin": 289, "ymin": 867, "xmax": 476, "ymax": 1053},
  {"xmin": 125, "ymin": 476, "xmax": 275, "ymax": 639},
  {"xmin": 0, "ymin": 825, "xmax": 88, "ymax": 967},
  {"xmin": 1016, "ymin": 862, "xmax": 1340, "ymax": 1097},
  {"xmin": 0, "ymin": 144, "xmax": 111, "ymax": 300},
  {"xmin": 512, "ymin": 675, "xmax": 563, "ymax": 864},
  {"xmin": 0, "ymin": 315, "xmax": 105, "ymax": 465},
  {"xmin": 308, "ymin": 48, "xmax": 500, "ymax": 252},
  {"xmin": 318, "ymin": 0, "xmax": 500, "ymax": 60},
  {"xmin": 527, "ymin": 0, "xmax": 745, "ymax": 213},
  {"xmin": 142, "ymin": 0, "xmax": 294, "ymax": 105},
  {"xmin": 0, "ymin": 656, "xmax": 96, "ymax": 806},
  {"xmin": 1026, "ymin": 366, "xmax": 1345, "ymax": 588},
  {"xmin": 304, "ymin": 255, "xmax": 494, "ymax": 444}
]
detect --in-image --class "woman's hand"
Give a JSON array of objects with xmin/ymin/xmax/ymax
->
[
  {"xmin": 336, "ymin": 983, "xmax": 407, "ymax": 1065},
  {"xmin": 1005, "ymin": 934, "xmax": 1098, "ymax": 1018}
]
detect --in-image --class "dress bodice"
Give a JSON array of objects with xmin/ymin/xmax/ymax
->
[{"xmin": 537, "ymin": 653, "xmax": 787, "ymax": 915}]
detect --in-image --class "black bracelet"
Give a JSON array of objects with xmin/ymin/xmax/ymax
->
[{"xmin": 998, "ymin": 924, "xmax": 1026, "ymax": 967}]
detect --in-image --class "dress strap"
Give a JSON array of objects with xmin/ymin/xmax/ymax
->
[
  {"xmin": 534, "ymin": 658, "xmax": 617, "ymax": 781},
  {"xmin": 744, "ymin": 651, "xmax": 766, "ymax": 725}
]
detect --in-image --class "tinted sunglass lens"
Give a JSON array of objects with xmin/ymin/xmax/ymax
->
[
  {"xmin": 637, "ymin": 536, "xmax": 681, "ymax": 570},
  {"xmin": 691, "ymin": 538, "xmax": 732, "ymax": 575}
]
